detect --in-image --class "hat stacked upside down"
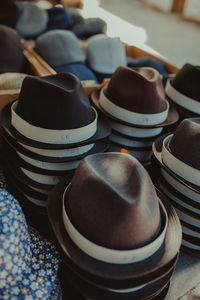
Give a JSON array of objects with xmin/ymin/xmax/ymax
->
[
  {"xmin": 91, "ymin": 66, "xmax": 179, "ymax": 166},
  {"xmin": 47, "ymin": 152, "xmax": 182, "ymax": 300},
  {"xmin": 152, "ymin": 118, "xmax": 200, "ymax": 256},
  {"xmin": 0, "ymin": 72, "xmax": 111, "ymax": 224}
]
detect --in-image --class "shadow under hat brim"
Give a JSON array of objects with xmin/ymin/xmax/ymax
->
[
  {"xmin": 47, "ymin": 178, "xmax": 181, "ymax": 289},
  {"xmin": 59, "ymin": 256, "xmax": 176, "ymax": 300},
  {"xmin": 1, "ymin": 101, "xmax": 111, "ymax": 149},
  {"xmin": 2, "ymin": 128, "xmax": 110, "ymax": 163},
  {"xmin": 91, "ymin": 89, "xmax": 179, "ymax": 128},
  {"xmin": 152, "ymin": 134, "xmax": 200, "ymax": 194}
]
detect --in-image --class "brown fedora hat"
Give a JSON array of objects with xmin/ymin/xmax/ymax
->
[
  {"xmin": 47, "ymin": 153, "xmax": 181, "ymax": 289},
  {"xmin": 0, "ymin": 73, "xmax": 111, "ymax": 150},
  {"xmin": 152, "ymin": 118, "xmax": 200, "ymax": 193},
  {"xmin": 91, "ymin": 66, "xmax": 179, "ymax": 129}
]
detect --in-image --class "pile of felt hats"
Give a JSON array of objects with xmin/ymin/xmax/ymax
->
[
  {"xmin": 165, "ymin": 63, "xmax": 200, "ymax": 119},
  {"xmin": 91, "ymin": 66, "xmax": 179, "ymax": 166},
  {"xmin": 0, "ymin": 188, "xmax": 61, "ymax": 299},
  {"xmin": 47, "ymin": 152, "xmax": 182, "ymax": 300},
  {"xmin": 0, "ymin": 72, "xmax": 111, "ymax": 215},
  {"xmin": 152, "ymin": 118, "xmax": 200, "ymax": 256}
]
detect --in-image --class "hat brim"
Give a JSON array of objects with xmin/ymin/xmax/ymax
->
[
  {"xmin": 0, "ymin": 101, "xmax": 111, "ymax": 149},
  {"xmin": 91, "ymin": 89, "xmax": 179, "ymax": 128},
  {"xmin": 59, "ymin": 257, "xmax": 175, "ymax": 300},
  {"xmin": 152, "ymin": 134, "xmax": 200, "ymax": 193},
  {"xmin": 2, "ymin": 128, "xmax": 110, "ymax": 163},
  {"xmin": 47, "ymin": 178, "xmax": 181, "ymax": 289}
]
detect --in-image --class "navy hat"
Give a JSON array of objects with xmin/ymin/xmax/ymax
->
[
  {"xmin": 46, "ymin": 7, "xmax": 72, "ymax": 30},
  {"xmin": 87, "ymin": 34, "xmax": 127, "ymax": 74},
  {"xmin": 68, "ymin": 9, "xmax": 86, "ymax": 38},
  {"xmin": 0, "ymin": 0, "xmax": 20, "ymax": 28},
  {"xmin": 55, "ymin": 63, "xmax": 99, "ymax": 83},
  {"xmin": 0, "ymin": 25, "xmax": 25, "ymax": 74},
  {"xmin": 15, "ymin": 2, "xmax": 48, "ymax": 39},
  {"xmin": 165, "ymin": 63, "xmax": 200, "ymax": 117},
  {"xmin": 0, "ymin": 189, "xmax": 61, "ymax": 299},
  {"xmin": 35, "ymin": 30, "xmax": 86, "ymax": 67}
]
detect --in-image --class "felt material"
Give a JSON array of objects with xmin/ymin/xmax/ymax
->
[
  {"xmin": 168, "ymin": 118, "xmax": 200, "ymax": 170},
  {"xmin": 35, "ymin": 30, "xmax": 86, "ymax": 67},
  {"xmin": 54, "ymin": 63, "xmax": 99, "ymax": 83},
  {"xmin": 81, "ymin": 18, "xmax": 106, "ymax": 38},
  {"xmin": 46, "ymin": 7, "xmax": 72, "ymax": 30},
  {"xmin": 16, "ymin": 73, "xmax": 94, "ymax": 129},
  {"xmin": 0, "ymin": 25, "xmax": 25, "ymax": 73},
  {"xmin": 66, "ymin": 153, "xmax": 161, "ymax": 249},
  {"xmin": 0, "ymin": 0, "xmax": 20, "ymax": 28},
  {"xmin": 171, "ymin": 63, "xmax": 200, "ymax": 101},
  {"xmin": 68, "ymin": 9, "xmax": 86, "ymax": 38},
  {"xmin": 127, "ymin": 56, "xmax": 169, "ymax": 77},
  {"xmin": 15, "ymin": 2, "xmax": 48, "ymax": 39},
  {"xmin": 87, "ymin": 34, "xmax": 127, "ymax": 74},
  {"xmin": 105, "ymin": 66, "xmax": 167, "ymax": 114}
]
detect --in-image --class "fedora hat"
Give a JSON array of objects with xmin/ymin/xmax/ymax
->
[
  {"xmin": 47, "ymin": 152, "xmax": 181, "ymax": 289},
  {"xmin": 87, "ymin": 34, "xmax": 127, "ymax": 75},
  {"xmin": 91, "ymin": 66, "xmax": 179, "ymax": 128},
  {"xmin": 0, "ymin": 25, "xmax": 25, "ymax": 73},
  {"xmin": 0, "ymin": 189, "xmax": 61, "ymax": 299},
  {"xmin": 153, "ymin": 118, "xmax": 200, "ymax": 191},
  {"xmin": 0, "ymin": 0, "xmax": 20, "ymax": 28},
  {"xmin": 1, "ymin": 73, "xmax": 111, "ymax": 150},
  {"xmin": 15, "ymin": 2, "xmax": 48, "ymax": 39},
  {"xmin": 35, "ymin": 30, "xmax": 86, "ymax": 67},
  {"xmin": 165, "ymin": 63, "xmax": 200, "ymax": 117}
]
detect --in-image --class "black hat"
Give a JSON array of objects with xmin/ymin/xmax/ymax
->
[{"xmin": 0, "ymin": 0, "xmax": 20, "ymax": 28}]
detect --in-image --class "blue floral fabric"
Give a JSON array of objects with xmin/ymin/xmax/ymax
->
[{"xmin": 0, "ymin": 189, "xmax": 62, "ymax": 299}]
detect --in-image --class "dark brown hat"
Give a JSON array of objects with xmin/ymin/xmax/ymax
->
[
  {"xmin": 47, "ymin": 152, "xmax": 181, "ymax": 289},
  {"xmin": 0, "ymin": 0, "xmax": 20, "ymax": 28},
  {"xmin": 1, "ymin": 73, "xmax": 111, "ymax": 150},
  {"xmin": 0, "ymin": 25, "xmax": 25, "ymax": 73},
  {"xmin": 153, "ymin": 118, "xmax": 200, "ymax": 191},
  {"xmin": 91, "ymin": 66, "xmax": 179, "ymax": 128}
]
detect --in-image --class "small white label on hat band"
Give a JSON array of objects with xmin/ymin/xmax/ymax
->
[
  {"xmin": 99, "ymin": 87, "xmax": 169, "ymax": 126},
  {"xmin": 165, "ymin": 80, "xmax": 200, "ymax": 114},
  {"xmin": 62, "ymin": 185, "xmax": 168, "ymax": 264},
  {"xmin": 162, "ymin": 135, "xmax": 200, "ymax": 187},
  {"xmin": 11, "ymin": 101, "xmax": 98, "ymax": 144}
]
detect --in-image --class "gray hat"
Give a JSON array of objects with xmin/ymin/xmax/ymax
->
[
  {"xmin": 87, "ymin": 34, "xmax": 127, "ymax": 74},
  {"xmin": 35, "ymin": 30, "xmax": 86, "ymax": 67},
  {"xmin": 15, "ymin": 2, "xmax": 48, "ymax": 38}
]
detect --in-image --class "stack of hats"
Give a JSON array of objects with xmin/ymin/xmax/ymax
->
[
  {"xmin": 0, "ymin": 72, "xmax": 111, "ymax": 215},
  {"xmin": 152, "ymin": 118, "xmax": 200, "ymax": 256},
  {"xmin": 165, "ymin": 63, "xmax": 200, "ymax": 119},
  {"xmin": 0, "ymin": 188, "xmax": 61, "ymax": 299},
  {"xmin": 47, "ymin": 152, "xmax": 182, "ymax": 300},
  {"xmin": 0, "ymin": 25, "xmax": 25, "ymax": 74},
  {"xmin": 86, "ymin": 34, "xmax": 127, "ymax": 82},
  {"xmin": 35, "ymin": 30, "xmax": 99, "ymax": 82},
  {"xmin": 91, "ymin": 66, "xmax": 179, "ymax": 166}
]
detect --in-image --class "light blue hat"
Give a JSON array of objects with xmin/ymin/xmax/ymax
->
[
  {"xmin": 87, "ymin": 34, "xmax": 127, "ymax": 74},
  {"xmin": 15, "ymin": 2, "xmax": 48, "ymax": 39},
  {"xmin": 35, "ymin": 30, "xmax": 86, "ymax": 67},
  {"xmin": 0, "ymin": 189, "xmax": 61, "ymax": 299}
]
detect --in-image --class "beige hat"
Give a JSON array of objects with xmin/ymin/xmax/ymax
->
[{"xmin": 0, "ymin": 73, "xmax": 27, "ymax": 90}]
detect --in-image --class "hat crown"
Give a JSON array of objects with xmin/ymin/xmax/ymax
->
[
  {"xmin": 16, "ymin": 73, "xmax": 95, "ymax": 130},
  {"xmin": 105, "ymin": 66, "xmax": 166, "ymax": 114},
  {"xmin": 0, "ymin": 25, "xmax": 24, "ymax": 73},
  {"xmin": 35, "ymin": 30, "xmax": 86, "ymax": 67},
  {"xmin": 65, "ymin": 153, "xmax": 161, "ymax": 249},
  {"xmin": 171, "ymin": 63, "xmax": 200, "ymax": 101},
  {"xmin": 168, "ymin": 118, "xmax": 200, "ymax": 170},
  {"xmin": 0, "ymin": 189, "xmax": 31, "ymax": 277}
]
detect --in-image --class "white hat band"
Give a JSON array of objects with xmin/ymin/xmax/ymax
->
[
  {"xmin": 11, "ymin": 101, "xmax": 97, "ymax": 144},
  {"xmin": 99, "ymin": 87, "xmax": 169, "ymax": 126},
  {"xmin": 165, "ymin": 80, "xmax": 200, "ymax": 114},
  {"xmin": 62, "ymin": 185, "xmax": 168, "ymax": 264},
  {"xmin": 162, "ymin": 135, "xmax": 200, "ymax": 187}
]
